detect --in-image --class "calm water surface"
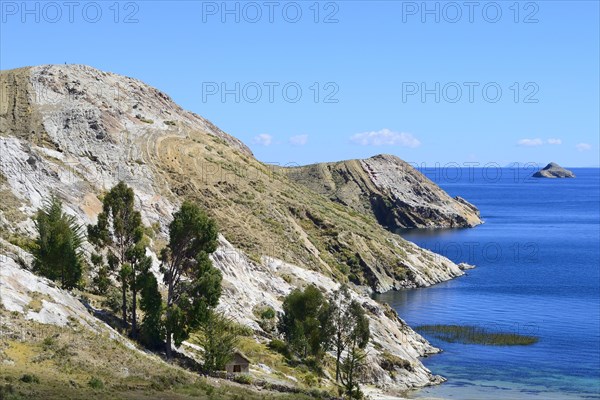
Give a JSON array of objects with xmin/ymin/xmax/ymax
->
[{"xmin": 375, "ymin": 168, "xmax": 600, "ymax": 400}]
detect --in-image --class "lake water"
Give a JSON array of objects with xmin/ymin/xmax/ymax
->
[{"xmin": 375, "ymin": 168, "xmax": 600, "ymax": 400}]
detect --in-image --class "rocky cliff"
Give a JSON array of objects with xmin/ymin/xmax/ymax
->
[
  {"xmin": 0, "ymin": 64, "xmax": 477, "ymax": 394},
  {"xmin": 288, "ymin": 155, "xmax": 482, "ymax": 231}
]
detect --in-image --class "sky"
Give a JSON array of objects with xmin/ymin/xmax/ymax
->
[{"xmin": 1, "ymin": 0, "xmax": 599, "ymax": 167}]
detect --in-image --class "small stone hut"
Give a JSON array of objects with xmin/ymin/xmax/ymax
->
[{"xmin": 225, "ymin": 351, "xmax": 250, "ymax": 374}]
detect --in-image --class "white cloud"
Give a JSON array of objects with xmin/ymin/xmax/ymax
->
[
  {"xmin": 350, "ymin": 129, "xmax": 421, "ymax": 148},
  {"xmin": 517, "ymin": 138, "xmax": 544, "ymax": 147},
  {"xmin": 547, "ymin": 138, "xmax": 562, "ymax": 145},
  {"xmin": 289, "ymin": 134, "xmax": 308, "ymax": 146},
  {"xmin": 576, "ymin": 143, "xmax": 592, "ymax": 152},
  {"xmin": 253, "ymin": 133, "xmax": 272, "ymax": 146}
]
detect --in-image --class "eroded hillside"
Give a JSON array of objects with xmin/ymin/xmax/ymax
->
[
  {"xmin": 0, "ymin": 64, "xmax": 476, "ymax": 394},
  {"xmin": 0, "ymin": 64, "xmax": 469, "ymax": 292},
  {"xmin": 288, "ymin": 155, "xmax": 482, "ymax": 231}
]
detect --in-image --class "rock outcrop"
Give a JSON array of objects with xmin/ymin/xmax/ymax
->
[
  {"xmin": 288, "ymin": 154, "xmax": 482, "ymax": 231},
  {"xmin": 0, "ymin": 64, "xmax": 478, "ymax": 393},
  {"xmin": 533, "ymin": 162, "xmax": 575, "ymax": 178}
]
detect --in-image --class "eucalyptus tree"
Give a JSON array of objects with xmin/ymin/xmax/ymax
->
[{"xmin": 160, "ymin": 201, "xmax": 221, "ymax": 359}]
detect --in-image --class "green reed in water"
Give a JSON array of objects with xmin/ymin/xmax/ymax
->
[{"xmin": 416, "ymin": 324, "xmax": 539, "ymax": 346}]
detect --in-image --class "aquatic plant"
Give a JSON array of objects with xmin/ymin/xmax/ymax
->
[{"xmin": 416, "ymin": 325, "xmax": 539, "ymax": 346}]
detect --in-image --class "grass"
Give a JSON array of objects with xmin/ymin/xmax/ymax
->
[
  {"xmin": 0, "ymin": 311, "xmax": 310, "ymax": 400},
  {"xmin": 153, "ymin": 127, "xmax": 427, "ymax": 292},
  {"xmin": 416, "ymin": 324, "xmax": 539, "ymax": 346},
  {"xmin": 233, "ymin": 337, "xmax": 333, "ymax": 392}
]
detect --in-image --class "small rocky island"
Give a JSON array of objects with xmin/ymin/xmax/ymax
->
[{"xmin": 533, "ymin": 162, "xmax": 575, "ymax": 178}]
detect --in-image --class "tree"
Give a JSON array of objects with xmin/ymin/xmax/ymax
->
[
  {"xmin": 330, "ymin": 285, "xmax": 352, "ymax": 382},
  {"xmin": 330, "ymin": 285, "xmax": 371, "ymax": 382},
  {"xmin": 126, "ymin": 239, "xmax": 154, "ymax": 338},
  {"xmin": 33, "ymin": 194, "xmax": 84, "ymax": 290},
  {"xmin": 279, "ymin": 285, "xmax": 332, "ymax": 360},
  {"xmin": 160, "ymin": 201, "xmax": 221, "ymax": 359},
  {"xmin": 91, "ymin": 253, "xmax": 110, "ymax": 295},
  {"xmin": 339, "ymin": 301, "xmax": 370, "ymax": 398},
  {"xmin": 340, "ymin": 346, "xmax": 367, "ymax": 399},
  {"xmin": 139, "ymin": 271, "xmax": 163, "ymax": 349},
  {"xmin": 88, "ymin": 181, "xmax": 144, "ymax": 334},
  {"xmin": 198, "ymin": 310, "xmax": 238, "ymax": 373}
]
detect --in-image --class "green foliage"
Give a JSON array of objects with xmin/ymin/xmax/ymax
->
[
  {"xmin": 90, "ymin": 253, "xmax": 110, "ymax": 295},
  {"xmin": 329, "ymin": 285, "xmax": 370, "ymax": 395},
  {"xmin": 340, "ymin": 347, "xmax": 366, "ymax": 399},
  {"xmin": 135, "ymin": 114, "xmax": 154, "ymax": 124},
  {"xmin": 278, "ymin": 285, "xmax": 332, "ymax": 361},
  {"xmin": 380, "ymin": 351, "xmax": 412, "ymax": 372},
  {"xmin": 19, "ymin": 374, "xmax": 39, "ymax": 384},
  {"xmin": 88, "ymin": 181, "xmax": 146, "ymax": 337},
  {"xmin": 102, "ymin": 287, "xmax": 132, "ymax": 316},
  {"xmin": 197, "ymin": 310, "xmax": 239, "ymax": 373},
  {"xmin": 126, "ymin": 240, "xmax": 154, "ymax": 338},
  {"xmin": 93, "ymin": 265, "xmax": 111, "ymax": 295},
  {"xmin": 260, "ymin": 306, "xmax": 276, "ymax": 320},
  {"xmin": 88, "ymin": 182, "xmax": 143, "ymax": 254},
  {"xmin": 6, "ymin": 234, "xmax": 36, "ymax": 253},
  {"xmin": 32, "ymin": 194, "xmax": 84, "ymax": 290},
  {"xmin": 87, "ymin": 376, "xmax": 104, "ymax": 390},
  {"xmin": 416, "ymin": 324, "xmax": 539, "ymax": 346},
  {"xmin": 339, "ymin": 302, "xmax": 369, "ymax": 397},
  {"xmin": 254, "ymin": 305, "xmax": 277, "ymax": 333},
  {"xmin": 232, "ymin": 374, "xmax": 253, "ymax": 385},
  {"xmin": 139, "ymin": 272, "xmax": 163, "ymax": 349},
  {"xmin": 267, "ymin": 339, "xmax": 290, "ymax": 358},
  {"xmin": 160, "ymin": 201, "xmax": 221, "ymax": 358}
]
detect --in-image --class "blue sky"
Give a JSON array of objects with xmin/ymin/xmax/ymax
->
[{"xmin": 1, "ymin": 1, "xmax": 599, "ymax": 167}]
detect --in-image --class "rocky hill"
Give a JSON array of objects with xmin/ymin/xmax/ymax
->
[
  {"xmin": 533, "ymin": 162, "xmax": 575, "ymax": 178},
  {"xmin": 0, "ymin": 64, "xmax": 478, "ymax": 396},
  {"xmin": 289, "ymin": 155, "xmax": 482, "ymax": 231}
]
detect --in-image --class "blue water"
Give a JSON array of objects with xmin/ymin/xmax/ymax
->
[{"xmin": 375, "ymin": 168, "xmax": 600, "ymax": 400}]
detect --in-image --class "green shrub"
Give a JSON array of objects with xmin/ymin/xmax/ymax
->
[
  {"xmin": 260, "ymin": 306, "xmax": 276, "ymax": 320},
  {"xmin": 88, "ymin": 376, "xmax": 104, "ymax": 389},
  {"xmin": 267, "ymin": 339, "xmax": 290, "ymax": 358},
  {"xmin": 380, "ymin": 351, "xmax": 412, "ymax": 372},
  {"xmin": 19, "ymin": 374, "xmax": 40, "ymax": 384},
  {"xmin": 135, "ymin": 114, "xmax": 154, "ymax": 124},
  {"xmin": 42, "ymin": 335, "xmax": 57, "ymax": 350},
  {"xmin": 102, "ymin": 287, "xmax": 132, "ymax": 316},
  {"xmin": 233, "ymin": 374, "xmax": 253, "ymax": 385}
]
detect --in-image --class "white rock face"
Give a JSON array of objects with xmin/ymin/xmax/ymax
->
[
  {"xmin": 30, "ymin": 64, "xmax": 252, "ymax": 157},
  {"xmin": 362, "ymin": 154, "xmax": 482, "ymax": 229},
  {"xmin": 0, "ymin": 257, "xmax": 134, "ymax": 350},
  {"xmin": 213, "ymin": 244, "xmax": 445, "ymax": 390}
]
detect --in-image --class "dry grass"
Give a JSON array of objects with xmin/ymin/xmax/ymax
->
[
  {"xmin": 150, "ymin": 129, "xmax": 416, "ymax": 289},
  {"xmin": 0, "ymin": 310, "xmax": 310, "ymax": 400}
]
